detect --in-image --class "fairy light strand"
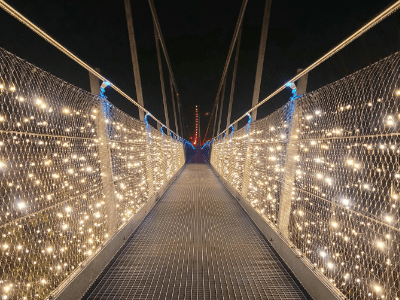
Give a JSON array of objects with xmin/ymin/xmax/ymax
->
[
  {"xmin": 0, "ymin": 47, "xmax": 185, "ymax": 300},
  {"xmin": 211, "ymin": 50, "xmax": 400, "ymax": 300}
]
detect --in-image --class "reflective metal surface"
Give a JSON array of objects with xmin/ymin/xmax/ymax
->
[{"xmin": 83, "ymin": 164, "xmax": 311, "ymax": 300}]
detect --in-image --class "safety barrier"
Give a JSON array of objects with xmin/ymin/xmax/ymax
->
[
  {"xmin": 0, "ymin": 47, "xmax": 185, "ymax": 300},
  {"xmin": 211, "ymin": 50, "xmax": 400, "ymax": 300}
]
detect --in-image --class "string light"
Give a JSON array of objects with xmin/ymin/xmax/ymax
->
[
  {"xmin": 210, "ymin": 50, "xmax": 400, "ymax": 299},
  {"xmin": 0, "ymin": 47, "xmax": 184, "ymax": 299},
  {"xmin": 16, "ymin": 202, "xmax": 26, "ymax": 210},
  {"xmin": 341, "ymin": 198, "xmax": 350, "ymax": 206}
]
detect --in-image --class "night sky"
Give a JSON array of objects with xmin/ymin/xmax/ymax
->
[{"xmin": 1, "ymin": 0, "xmax": 399, "ymax": 141}]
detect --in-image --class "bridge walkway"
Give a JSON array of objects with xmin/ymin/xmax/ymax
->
[{"xmin": 82, "ymin": 164, "xmax": 311, "ymax": 300}]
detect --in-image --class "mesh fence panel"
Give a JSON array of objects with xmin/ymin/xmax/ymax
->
[
  {"xmin": 211, "ymin": 51, "xmax": 400, "ymax": 300},
  {"xmin": 0, "ymin": 47, "xmax": 184, "ymax": 300}
]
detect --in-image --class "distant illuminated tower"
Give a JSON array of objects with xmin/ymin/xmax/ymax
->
[{"xmin": 194, "ymin": 105, "xmax": 199, "ymax": 146}]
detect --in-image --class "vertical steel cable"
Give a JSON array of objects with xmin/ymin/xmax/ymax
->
[
  {"xmin": 218, "ymin": 0, "xmax": 400, "ymax": 138},
  {"xmin": 153, "ymin": 19, "xmax": 170, "ymax": 130},
  {"xmin": 216, "ymin": 77, "xmax": 227, "ymax": 135},
  {"xmin": 226, "ymin": 26, "xmax": 242, "ymax": 130},
  {"xmin": 148, "ymin": 0, "xmax": 184, "ymax": 136},
  {"xmin": 203, "ymin": 0, "xmax": 249, "ymax": 143}
]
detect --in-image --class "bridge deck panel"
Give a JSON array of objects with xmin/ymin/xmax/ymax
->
[{"xmin": 82, "ymin": 164, "xmax": 311, "ymax": 300}]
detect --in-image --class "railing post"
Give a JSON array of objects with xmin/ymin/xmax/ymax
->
[
  {"xmin": 277, "ymin": 71, "xmax": 307, "ymax": 238},
  {"xmin": 296, "ymin": 68, "xmax": 308, "ymax": 95},
  {"xmin": 94, "ymin": 101, "xmax": 118, "ymax": 234},
  {"xmin": 240, "ymin": 120, "xmax": 252, "ymax": 197},
  {"xmin": 219, "ymin": 133, "xmax": 227, "ymax": 173},
  {"xmin": 89, "ymin": 68, "xmax": 101, "ymax": 95},
  {"xmin": 144, "ymin": 115, "xmax": 155, "ymax": 197},
  {"xmin": 224, "ymin": 127, "xmax": 235, "ymax": 176},
  {"xmin": 277, "ymin": 100, "xmax": 300, "ymax": 238},
  {"xmin": 89, "ymin": 71, "xmax": 119, "ymax": 233},
  {"xmin": 222, "ymin": 125, "xmax": 236, "ymax": 183},
  {"xmin": 171, "ymin": 134, "xmax": 177, "ymax": 173},
  {"xmin": 161, "ymin": 128, "xmax": 168, "ymax": 183}
]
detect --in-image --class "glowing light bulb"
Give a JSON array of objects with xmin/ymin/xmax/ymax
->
[
  {"xmin": 17, "ymin": 202, "xmax": 26, "ymax": 210},
  {"xmin": 384, "ymin": 215, "xmax": 393, "ymax": 223}
]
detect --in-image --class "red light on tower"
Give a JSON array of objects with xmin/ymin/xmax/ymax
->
[{"xmin": 194, "ymin": 106, "xmax": 199, "ymax": 146}]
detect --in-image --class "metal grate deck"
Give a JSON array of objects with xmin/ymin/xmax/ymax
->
[{"xmin": 82, "ymin": 164, "xmax": 312, "ymax": 300}]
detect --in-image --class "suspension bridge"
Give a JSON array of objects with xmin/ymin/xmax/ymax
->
[{"xmin": 0, "ymin": 0, "xmax": 400, "ymax": 299}]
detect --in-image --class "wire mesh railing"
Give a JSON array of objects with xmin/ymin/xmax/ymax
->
[
  {"xmin": 211, "ymin": 50, "xmax": 400, "ymax": 300},
  {"xmin": 0, "ymin": 47, "xmax": 185, "ymax": 300}
]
